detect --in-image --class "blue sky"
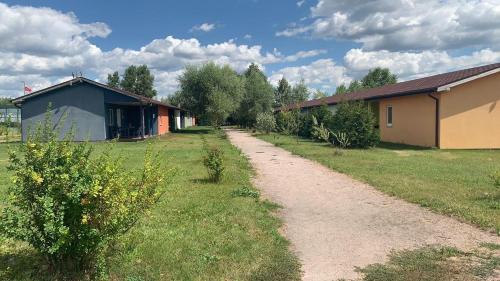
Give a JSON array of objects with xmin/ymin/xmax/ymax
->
[{"xmin": 1, "ymin": 0, "xmax": 499, "ymax": 97}]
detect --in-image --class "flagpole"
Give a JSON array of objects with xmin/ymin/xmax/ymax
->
[{"xmin": 23, "ymin": 81, "xmax": 25, "ymax": 95}]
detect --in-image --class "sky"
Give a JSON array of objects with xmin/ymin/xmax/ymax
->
[{"xmin": 1, "ymin": 0, "xmax": 500, "ymax": 98}]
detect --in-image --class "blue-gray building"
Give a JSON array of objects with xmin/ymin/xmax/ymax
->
[{"xmin": 12, "ymin": 77, "xmax": 194, "ymax": 141}]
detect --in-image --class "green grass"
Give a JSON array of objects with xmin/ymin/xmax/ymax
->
[
  {"xmin": 0, "ymin": 127, "xmax": 301, "ymax": 281},
  {"xmin": 355, "ymin": 245, "xmax": 499, "ymax": 281},
  {"xmin": 257, "ymin": 133, "xmax": 500, "ymax": 234}
]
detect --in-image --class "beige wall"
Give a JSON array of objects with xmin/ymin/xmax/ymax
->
[
  {"xmin": 379, "ymin": 94, "xmax": 437, "ymax": 147},
  {"xmin": 439, "ymin": 72, "xmax": 500, "ymax": 149}
]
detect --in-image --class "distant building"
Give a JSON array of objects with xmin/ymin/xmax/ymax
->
[
  {"xmin": 279, "ymin": 63, "xmax": 500, "ymax": 149},
  {"xmin": 12, "ymin": 77, "xmax": 195, "ymax": 141}
]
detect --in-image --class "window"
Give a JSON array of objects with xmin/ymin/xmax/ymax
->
[
  {"xmin": 108, "ymin": 108, "xmax": 115, "ymax": 126},
  {"xmin": 386, "ymin": 105, "xmax": 393, "ymax": 127},
  {"xmin": 116, "ymin": 108, "xmax": 122, "ymax": 127}
]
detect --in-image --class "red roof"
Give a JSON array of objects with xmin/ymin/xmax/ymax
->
[{"xmin": 282, "ymin": 62, "xmax": 500, "ymax": 110}]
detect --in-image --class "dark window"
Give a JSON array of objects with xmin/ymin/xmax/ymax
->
[{"xmin": 387, "ymin": 106, "xmax": 393, "ymax": 127}]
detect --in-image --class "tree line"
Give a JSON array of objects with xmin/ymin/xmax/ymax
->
[{"xmin": 106, "ymin": 63, "xmax": 397, "ymax": 128}]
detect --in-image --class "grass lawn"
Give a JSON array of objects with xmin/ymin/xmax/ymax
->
[
  {"xmin": 256, "ymin": 133, "xmax": 500, "ymax": 234},
  {"xmin": 0, "ymin": 127, "xmax": 300, "ymax": 281}
]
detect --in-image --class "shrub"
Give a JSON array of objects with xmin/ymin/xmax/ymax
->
[
  {"xmin": 255, "ymin": 112, "xmax": 276, "ymax": 134},
  {"xmin": 231, "ymin": 186, "xmax": 260, "ymax": 199},
  {"xmin": 329, "ymin": 101, "xmax": 379, "ymax": 148},
  {"xmin": 331, "ymin": 131, "xmax": 351, "ymax": 149},
  {"xmin": 311, "ymin": 115, "xmax": 331, "ymax": 143},
  {"xmin": 276, "ymin": 110, "xmax": 300, "ymax": 136},
  {"xmin": 0, "ymin": 111, "xmax": 172, "ymax": 279},
  {"xmin": 298, "ymin": 112, "xmax": 314, "ymax": 138},
  {"xmin": 310, "ymin": 104, "xmax": 333, "ymax": 127},
  {"xmin": 203, "ymin": 145, "xmax": 225, "ymax": 183}
]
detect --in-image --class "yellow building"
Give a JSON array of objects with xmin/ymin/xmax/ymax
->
[{"xmin": 286, "ymin": 63, "xmax": 500, "ymax": 149}]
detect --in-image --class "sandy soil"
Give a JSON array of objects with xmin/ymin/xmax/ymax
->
[{"xmin": 226, "ymin": 129, "xmax": 500, "ymax": 281}]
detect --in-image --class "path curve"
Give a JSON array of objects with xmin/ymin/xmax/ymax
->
[{"xmin": 226, "ymin": 129, "xmax": 499, "ymax": 281}]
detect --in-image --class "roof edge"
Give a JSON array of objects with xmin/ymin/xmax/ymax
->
[
  {"xmin": 436, "ymin": 67, "xmax": 500, "ymax": 92},
  {"xmin": 11, "ymin": 77, "xmax": 185, "ymax": 111}
]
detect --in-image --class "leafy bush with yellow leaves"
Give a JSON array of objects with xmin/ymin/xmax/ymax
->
[{"xmin": 0, "ymin": 110, "xmax": 174, "ymax": 279}]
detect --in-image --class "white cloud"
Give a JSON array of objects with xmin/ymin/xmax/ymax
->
[
  {"xmin": 297, "ymin": 0, "xmax": 306, "ymax": 7},
  {"xmin": 243, "ymin": 34, "xmax": 252, "ymax": 40},
  {"xmin": 190, "ymin": 23, "xmax": 216, "ymax": 32},
  {"xmin": 0, "ymin": 2, "xmax": 110, "ymax": 56},
  {"xmin": 277, "ymin": 0, "xmax": 500, "ymax": 52},
  {"xmin": 344, "ymin": 48, "xmax": 500, "ymax": 81},
  {"xmin": 0, "ymin": 2, "xmax": 328, "ymax": 98},
  {"xmin": 269, "ymin": 59, "xmax": 351, "ymax": 92}
]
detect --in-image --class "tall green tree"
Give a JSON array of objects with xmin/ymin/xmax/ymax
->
[
  {"xmin": 312, "ymin": 89, "xmax": 329, "ymax": 99},
  {"xmin": 106, "ymin": 65, "xmax": 158, "ymax": 97},
  {"xmin": 347, "ymin": 80, "xmax": 364, "ymax": 93},
  {"xmin": 361, "ymin": 67, "xmax": 397, "ymax": 89},
  {"xmin": 236, "ymin": 63, "xmax": 275, "ymax": 127},
  {"xmin": 177, "ymin": 62, "xmax": 244, "ymax": 126},
  {"xmin": 291, "ymin": 79, "xmax": 309, "ymax": 102},
  {"xmin": 107, "ymin": 71, "xmax": 120, "ymax": 88},
  {"xmin": 274, "ymin": 78, "xmax": 292, "ymax": 107},
  {"xmin": 335, "ymin": 84, "xmax": 348, "ymax": 95},
  {"xmin": 120, "ymin": 65, "xmax": 157, "ymax": 98}
]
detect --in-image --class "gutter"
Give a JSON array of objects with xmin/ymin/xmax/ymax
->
[{"xmin": 427, "ymin": 94, "xmax": 440, "ymax": 148}]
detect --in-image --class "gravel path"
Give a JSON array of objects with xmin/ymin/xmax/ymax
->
[{"xmin": 226, "ymin": 129, "xmax": 500, "ymax": 281}]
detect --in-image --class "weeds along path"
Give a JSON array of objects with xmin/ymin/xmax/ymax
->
[{"xmin": 225, "ymin": 129, "xmax": 500, "ymax": 281}]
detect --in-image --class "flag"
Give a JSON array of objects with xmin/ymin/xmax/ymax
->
[{"xmin": 24, "ymin": 85, "xmax": 32, "ymax": 94}]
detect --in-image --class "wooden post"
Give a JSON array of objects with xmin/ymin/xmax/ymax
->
[{"xmin": 140, "ymin": 106, "xmax": 145, "ymax": 139}]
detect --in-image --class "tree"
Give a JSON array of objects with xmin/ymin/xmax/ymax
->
[
  {"xmin": 177, "ymin": 62, "xmax": 244, "ymax": 126},
  {"xmin": 120, "ymin": 65, "xmax": 157, "ymax": 98},
  {"xmin": 347, "ymin": 80, "xmax": 364, "ymax": 93},
  {"xmin": 312, "ymin": 89, "xmax": 329, "ymax": 99},
  {"xmin": 335, "ymin": 84, "xmax": 348, "ymax": 95},
  {"xmin": 236, "ymin": 63, "xmax": 274, "ymax": 127},
  {"xmin": 361, "ymin": 67, "xmax": 397, "ymax": 89},
  {"xmin": 106, "ymin": 65, "xmax": 158, "ymax": 97},
  {"xmin": 107, "ymin": 71, "xmax": 120, "ymax": 88},
  {"xmin": 274, "ymin": 78, "xmax": 292, "ymax": 107},
  {"xmin": 162, "ymin": 91, "xmax": 183, "ymax": 107},
  {"xmin": 291, "ymin": 79, "xmax": 309, "ymax": 103}
]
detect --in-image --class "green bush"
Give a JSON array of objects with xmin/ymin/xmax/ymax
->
[
  {"xmin": 311, "ymin": 115, "xmax": 331, "ymax": 143},
  {"xmin": 0, "ymin": 111, "xmax": 172, "ymax": 279},
  {"xmin": 329, "ymin": 101, "xmax": 379, "ymax": 148},
  {"xmin": 276, "ymin": 110, "xmax": 300, "ymax": 136},
  {"xmin": 298, "ymin": 112, "xmax": 314, "ymax": 138},
  {"xmin": 203, "ymin": 145, "xmax": 225, "ymax": 183},
  {"xmin": 231, "ymin": 186, "xmax": 260, "ymax": 199},
  {"xmin": 255, "ymin": 112, "xmax": 276, "ymax": 134}
]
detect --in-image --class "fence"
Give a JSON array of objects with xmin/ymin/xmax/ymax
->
[{"xmin": 0, "ymin": 108, "xmax": 21, "ymax": 123}]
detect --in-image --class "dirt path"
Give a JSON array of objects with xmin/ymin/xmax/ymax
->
[{"xmin": 226, "ymin": 129, "xmax": 500, "ymax": 281}]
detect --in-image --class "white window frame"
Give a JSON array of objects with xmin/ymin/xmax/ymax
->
[{"xmin": 386, "ymin": 105, "xmax": 393, "ymax": 128}]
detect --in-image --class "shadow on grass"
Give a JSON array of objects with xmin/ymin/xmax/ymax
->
[
  {"xmin": 0, "ymin": 244, "xmax": 48, "ymax": 281},
  {"xmin": 190, "ymin": 178, "xmax": 214, "ymax": 184},
  {"xmin": 376, "ymin": 142, "xmax": 432, "ymax": 151},
  {"xmin": 174, "ymin": 128, "xmax": 213, "ymax": 135}
]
